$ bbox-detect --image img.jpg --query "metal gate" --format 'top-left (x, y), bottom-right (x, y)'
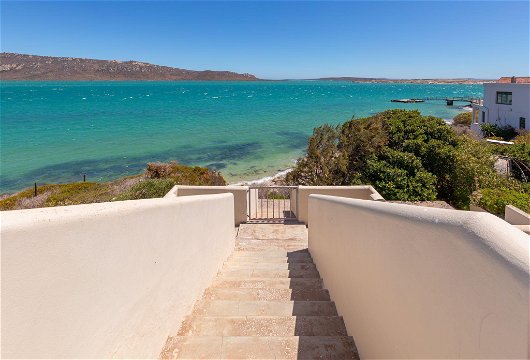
top-left (248, 186), bottom-right (298, 222)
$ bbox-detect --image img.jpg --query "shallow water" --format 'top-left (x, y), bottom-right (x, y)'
top-left (0, 80), bottom-right (482, 192)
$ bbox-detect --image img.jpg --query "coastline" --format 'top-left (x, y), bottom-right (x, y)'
top-left (232, 168), bottom-right (292, 186)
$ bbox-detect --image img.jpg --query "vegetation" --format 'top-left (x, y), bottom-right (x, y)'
top-left (287, 109), bottom-right (529, 212)
top-left (114, 178), bottom-right (176, 201)
top-left (471, 188), bottom-right (530, 216)
top-left (479, 123), bottom-right (518, 141)
top-left (0, 161), bottom-right (226, 210)
top-left (489, 132), bottom-right (530, 182)
top-left (452, 112), bottom-right (472, 126)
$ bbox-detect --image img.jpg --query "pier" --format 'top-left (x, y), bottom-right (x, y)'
top-left (391, 96), bottom-right (482, 106)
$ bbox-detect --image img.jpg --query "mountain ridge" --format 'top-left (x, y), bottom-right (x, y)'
top-left (0, 53), bottom-right (259, 81)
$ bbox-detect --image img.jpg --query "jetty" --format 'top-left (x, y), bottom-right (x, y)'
top-left (391, 96), bottom-right (482, 105)
top-left (391, 99), bottom-right (424, 103)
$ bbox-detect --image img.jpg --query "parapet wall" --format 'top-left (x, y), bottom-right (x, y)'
top-left (166, 185), bottom-right (248, 225)
top-left (1, 194), bottom-right (235, 359)
top-left (166, 185), bottom-right (383, 225)
top-left (505, 205), bottom-right (530, 234)
top-left (308, 195), bottom-right (529, 359)
top-left (296, 185), bottom-right (384, 224)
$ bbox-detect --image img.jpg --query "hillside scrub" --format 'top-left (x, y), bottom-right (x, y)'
top-left (286, 109), bottom-right (528, 210)
top-left (0, 162), bottom-right (226, 210)
top-left (452, 112), bottom-right (472, 126)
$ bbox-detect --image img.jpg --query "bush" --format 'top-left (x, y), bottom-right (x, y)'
top-left (146, 161), bottom-right (226, 185)
top-left (514, 131), bottom-right (530, 145)
top-left (448, 136), bottom-right (503, 209)
top-left (363, 149), bottom-right (437, 201)
top-left (115, 178), bottom-right (176, 200)
top-left (480, 123), bottom-right (517, 141)
top-left (453, 112), bottom-right (472, 126)
top-left (288, 109), bottom-right (528, 209)
top-left (472, 188), bottom-right (530, 216)
top-left (146, 161), bottom-right (176, 178)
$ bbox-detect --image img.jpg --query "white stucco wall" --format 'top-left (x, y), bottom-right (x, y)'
top-left (479, 83), bottom-right (530, 130)
top-left (166, 185), bottom-right (248, 225)
top-left (296, 185), bottom-right (384, 224)
top-left (1, 194), bottom-right (235, 359)
top-left (308, 195), bottom-right (529, 359)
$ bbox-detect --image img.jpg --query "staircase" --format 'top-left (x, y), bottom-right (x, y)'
top-left (160, 224), bottom-right (359, 359)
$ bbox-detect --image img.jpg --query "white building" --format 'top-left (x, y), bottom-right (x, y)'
top-left (471, 77), bottom-right (529, 133)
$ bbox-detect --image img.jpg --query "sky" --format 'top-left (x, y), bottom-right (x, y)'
top-left (1, 1), bottom-right (529, 79)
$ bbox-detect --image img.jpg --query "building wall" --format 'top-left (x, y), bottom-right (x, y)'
top-left (1, 194), bottom-right (235, 359)
top-left (477, 83), bottom-right (530, 130)
top-left (308, 195), bottom-right (529, 359)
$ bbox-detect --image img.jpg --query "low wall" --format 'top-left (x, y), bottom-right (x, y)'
top-left (308, 195), bottom-right (529, 359)
top-left (296, 185), bottom-right (384, 224)
top-left (166, 185), bottom-right (248, 225)
top-left (505, 205), bottom-right (530, 225)
top-left (1, 194), bottom-right (235, 359)
top-left (505, 205), bottom-right (530, 235)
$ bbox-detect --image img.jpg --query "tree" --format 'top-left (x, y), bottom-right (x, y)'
top-left (285, 124), bottom-right (339, 185)
top-left (288, 109), bottom-right (528, 208)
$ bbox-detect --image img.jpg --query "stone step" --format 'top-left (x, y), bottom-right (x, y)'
top-left (230, 250), bottom-right (310, 258)
top-left (235, 242), bottom-right (307, 249)
top-left (222, 262), bottom-right (317, 271)
top-left (194, 300), bottom-right (338, 317)
top-left (218, 268), bottom-right (320, 279)
top-left (211, 278), bottom-right (323, 289)
top-left (177, 316), bottom-right (348, 337)
top-left (161, 335), bottom-right (359, 359)
top-left (237, 240), bottom-right (309, 247)
top-left (227, 256), bottom-right (313, 263)
top-left (204, 287), bottom-right (330, 301)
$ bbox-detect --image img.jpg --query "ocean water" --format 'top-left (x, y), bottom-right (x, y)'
top-left (0, 81), bottom-right (482, 193)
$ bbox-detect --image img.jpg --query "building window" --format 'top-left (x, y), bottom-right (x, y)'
top-left (481, 111), bottom-right (485, 123)
top-left (520, 117), bottom-right (526, 129)
top-left (496, 92), bottom-right (512, 105)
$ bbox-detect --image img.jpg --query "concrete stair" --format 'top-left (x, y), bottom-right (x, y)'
top-left (160, 224), bottom-right (359, 359)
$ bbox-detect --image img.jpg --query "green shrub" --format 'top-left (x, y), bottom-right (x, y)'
top-left (115, 178), bottom-right (176, 200)
top-left (472, 188), bottom-right (530, 216)
top-left (480, 123), bottom-right (517, 141)
top-left (453, 112), bottom-right (472, 126)
top-left (287, 109), bottom-right (529, 209)
top-left (362, 149), bottom-right (437, 201)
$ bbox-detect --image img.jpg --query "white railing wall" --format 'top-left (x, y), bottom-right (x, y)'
top-left (308, 195), bottom-right (529, 359)
top-left (1, 194), bottom-right (235, 359)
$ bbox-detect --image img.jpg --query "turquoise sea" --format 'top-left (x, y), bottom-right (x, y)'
top-left (0, 81), bottom-right (482, 193)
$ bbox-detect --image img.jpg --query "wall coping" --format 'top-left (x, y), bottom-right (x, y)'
top-left (309, 194), bottom-right (529, 276)
top-left (2, 193), bottom-right (234, 231)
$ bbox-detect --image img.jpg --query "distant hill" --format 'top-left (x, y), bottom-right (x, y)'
top-left (0, 53), bottom-right (258, 81)
top-left (316, 76), bottom-right (491, 84)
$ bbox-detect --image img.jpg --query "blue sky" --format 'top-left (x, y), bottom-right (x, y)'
top-left (1, 1), bottom-right (529, 79)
